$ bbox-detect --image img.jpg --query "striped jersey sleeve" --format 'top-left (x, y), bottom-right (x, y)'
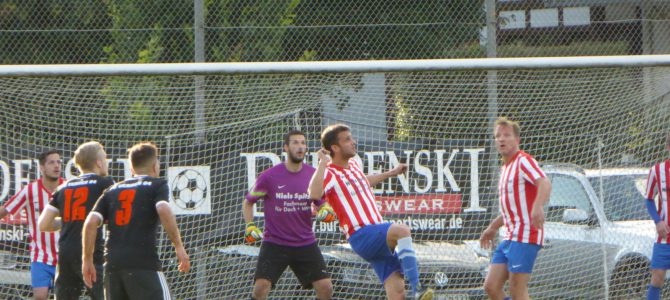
top-left (323, 169), bottom-right (337, 192)
top-left (3, 186), bottom-right (28, 215)
top-left (646, 161), bottom-right (670, 244)
top-left (646, 165), bottom-right (659, 200)
top-left (519, 155), bottom-right (546, 184)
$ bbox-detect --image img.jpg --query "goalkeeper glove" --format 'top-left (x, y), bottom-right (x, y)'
top-left (316, 205), bottom-right (336, 223)
top-left (245, 222), bottom-right (263, 243)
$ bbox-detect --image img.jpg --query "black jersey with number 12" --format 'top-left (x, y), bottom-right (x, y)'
top-left (49, 174), bottom-right (115, 264)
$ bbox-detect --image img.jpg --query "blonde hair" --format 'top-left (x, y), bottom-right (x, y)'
top-left (495, 117), bottom-right (521, 137)
top-left (74, 141), bottom-right (104, 171)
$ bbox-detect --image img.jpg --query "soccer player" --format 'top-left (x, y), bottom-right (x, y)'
top-left (82, 142), bottom-right (190, 300)
top-left (0, 150), bottom-right (63, 300)
top-left (38, 141), bottom-right (113, 300)
top-left (479, 117), bottom-right (551, 300)
top-left (308, 124), bottom-right (433, 300)
top-left (644, 131), bottom-right (670, 300)
top-left (243, 129), bottom-right (335, 300)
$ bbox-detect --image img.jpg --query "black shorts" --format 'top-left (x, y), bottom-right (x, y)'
top-left (55, 260), bottom-right (103, 300)
top-left (254, 241), bottom-right (329, 289)
top-left (104, 269), bottom-right (172, 300)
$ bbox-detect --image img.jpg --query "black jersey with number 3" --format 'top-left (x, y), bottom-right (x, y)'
top-left (92, 175), bottom-right (169, 271)
top-left (49, 174), bottom-right (115, 264)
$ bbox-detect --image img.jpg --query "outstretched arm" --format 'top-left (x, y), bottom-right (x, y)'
top-left (38, 206), bottom-right (61, 232)
top-left (157, 202), bottom-right (190, 273)
top-left (366, 163), bottom-right (408, 187)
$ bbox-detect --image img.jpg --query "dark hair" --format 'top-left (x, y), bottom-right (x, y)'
top-left (127, 142), bottom-right (158, 169)
top-left (284, 129), bottom-right (306, 146)
top-left (321, 124), bottom-right (350, 153)
top-left (38, 149), bottom-right (60, 166)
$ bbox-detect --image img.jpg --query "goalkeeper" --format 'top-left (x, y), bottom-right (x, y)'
top-left (242, 130), bottom-right (335, 300)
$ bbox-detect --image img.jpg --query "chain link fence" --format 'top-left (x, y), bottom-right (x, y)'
top-left (1, 1), bottom-right (670, 299)
top-left (1, 1), bottom-right (669, 64)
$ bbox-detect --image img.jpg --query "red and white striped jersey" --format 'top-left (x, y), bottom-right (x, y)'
top-left (3, 178), bottom-right (62, 265)
top-left (646, 160), bottom-right (670, 244)
top-left (323, 159), bottom-right (383, 238)
top-left (498, 151), bottom-right (546, 246)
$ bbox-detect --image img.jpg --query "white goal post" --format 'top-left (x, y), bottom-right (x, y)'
top-left (0, 55), bottom-right (669, 76)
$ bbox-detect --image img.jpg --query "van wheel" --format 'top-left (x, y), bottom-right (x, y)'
top-left (608, 258), bottom-right (650, 300)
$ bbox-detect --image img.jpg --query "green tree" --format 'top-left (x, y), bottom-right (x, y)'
top-left (102, 0), bottom-right (194, 63)
top-left (206, 0), bottom-right (302, 62)
top-left (0, 0), bottom-right (112, 64)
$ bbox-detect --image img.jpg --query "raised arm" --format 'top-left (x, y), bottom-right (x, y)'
top-left (38, 206), bottom-right (61, 232)
top-left (308, 149), bottom-right (331, 200)
top-left (366, 163), bottom-right (408, 187)
top-left (1, 189), bottom-right (28, 220)
top-left (157, 202), bottom-right (190, 273)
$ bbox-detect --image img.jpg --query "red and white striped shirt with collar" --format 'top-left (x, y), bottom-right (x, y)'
top-left (3, 178), bottom-right (63, 265)
top-left (646, 160), bottom-right (670, 244)
top-left (498, 151), bottom-right (546, 246)
top-left (323, 159), bottom-right (383, 238)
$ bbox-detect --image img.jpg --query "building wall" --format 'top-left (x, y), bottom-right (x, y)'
top-left (321, 74), bottom-right (388, 142)
top-left (640, 4), bottom-right (670, 109)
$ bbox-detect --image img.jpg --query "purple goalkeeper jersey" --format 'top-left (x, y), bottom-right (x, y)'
top-left (245, 163), bottom-right (325, 247)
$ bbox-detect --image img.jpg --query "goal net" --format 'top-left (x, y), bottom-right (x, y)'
top-left (0, 59), bottom-right (669, 299)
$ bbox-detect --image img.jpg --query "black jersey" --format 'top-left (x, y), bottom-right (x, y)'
top-left (92, 175), bottom-right (169, 271)
top-left (49, 174), bottom-right (114, 264)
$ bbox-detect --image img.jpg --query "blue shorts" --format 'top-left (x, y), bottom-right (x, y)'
top-left (31, 262), bottom-right (56, 288)
top-left (491, 240), bottom-right (541, 274)
top-left (348, 223), bottom-right (401, 284)
top-left (651, 243), bottom-right (670, 270)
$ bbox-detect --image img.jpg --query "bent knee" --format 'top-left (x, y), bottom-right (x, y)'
top-left (484, 279), bottom-right (503, 294)
top-left (390, 223), bottom-right (411, 238)
top-left (651, 271), bottom-right (666, 287)
top-left (316, 280), bottom-right (333, 290)
top-left (315, 285), bottom-right (333, 299)
top-left (508, 277), bottom-right (529, 294)
top-left (253, 279), bottom-right (272, 299)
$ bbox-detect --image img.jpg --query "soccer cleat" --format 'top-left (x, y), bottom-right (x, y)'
top-left (412, 287), bottom-right (433, 300)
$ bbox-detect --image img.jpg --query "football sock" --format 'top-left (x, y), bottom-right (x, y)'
top-left (397, 236), bottom-right (419, 293)
top-left (647, 284), bottom-right (661, 300)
